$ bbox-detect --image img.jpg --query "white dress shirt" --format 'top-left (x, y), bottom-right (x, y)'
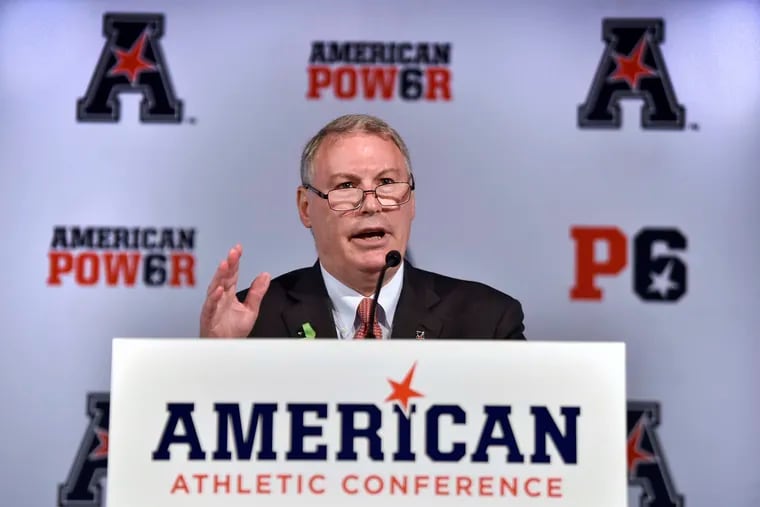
top-left (320, 261), bottom-right (405, 339)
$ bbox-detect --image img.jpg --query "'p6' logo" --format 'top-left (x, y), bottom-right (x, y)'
top-left (570, 226), bottom-right (687, 302)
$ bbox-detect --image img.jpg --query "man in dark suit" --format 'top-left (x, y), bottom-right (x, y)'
top-left (200, 114), bottom-right (525, 340)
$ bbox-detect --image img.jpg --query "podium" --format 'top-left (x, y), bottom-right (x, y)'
top-left (106, 338), bottom-right (627, 506)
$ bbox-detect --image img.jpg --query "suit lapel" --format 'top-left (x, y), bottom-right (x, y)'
top-left (282, 262), bottom-right (338, 339)
top-left (279, 260), bottom-right (442, 340)
top-left (391, 263), bottom-right (442, 339)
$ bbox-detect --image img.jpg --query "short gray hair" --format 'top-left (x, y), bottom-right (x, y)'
top-left (300, 114), bottom-right (413, 185)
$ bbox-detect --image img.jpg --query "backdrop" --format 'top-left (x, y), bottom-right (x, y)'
top-left (1, 0), bottom-right (758, 506)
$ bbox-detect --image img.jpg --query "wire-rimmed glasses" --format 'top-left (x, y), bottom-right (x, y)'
top-left (303, 180), bottom-right (415, 211)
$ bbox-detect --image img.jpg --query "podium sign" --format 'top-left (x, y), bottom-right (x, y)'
top-left (107, 339), bottom-right (626, 506)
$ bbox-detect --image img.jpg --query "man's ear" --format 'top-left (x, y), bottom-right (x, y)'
top-left (297, 186), bottom-right (312, 228)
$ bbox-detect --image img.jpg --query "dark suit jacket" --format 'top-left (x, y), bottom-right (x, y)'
top-left (236, 261), bottom-right (526, 340)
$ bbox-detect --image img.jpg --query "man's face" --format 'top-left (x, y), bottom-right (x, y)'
top-left (297, 132), bottom-right (415, 278)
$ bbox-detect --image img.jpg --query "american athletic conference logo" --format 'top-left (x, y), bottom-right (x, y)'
top-left (77, 12), bottom-right (185, 123)
top-left (58, 397), bottom-right (686, 505)
top-left (151, 361), bottom-right (576, 498)
top-left (578, 18), bottom-right (697, 131)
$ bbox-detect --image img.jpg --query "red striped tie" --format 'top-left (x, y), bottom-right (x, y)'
top-left (355, 297), bottom-right (383, 339)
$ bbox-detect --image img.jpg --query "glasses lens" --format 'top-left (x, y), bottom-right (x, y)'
top-left (328, 188), bottom-right (363, 210)
top-left (376, 183), bottom-right (411, 206)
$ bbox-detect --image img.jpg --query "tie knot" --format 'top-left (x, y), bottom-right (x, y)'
top-left (355, 297), bottom-right (383, 339)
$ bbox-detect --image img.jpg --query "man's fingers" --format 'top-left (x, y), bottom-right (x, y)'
top-left (206, 259), bottom-right (228, 296)
top-left (222, 246), bottom-right (242, 291)
top-left (226, 245), bottom-right (242, 274)
top-left (244, 272), bottom-right (271, 313)
top-left (199, 285), bottom-right (224, 336)
top-left (206, 245), bottom-right (243, 297)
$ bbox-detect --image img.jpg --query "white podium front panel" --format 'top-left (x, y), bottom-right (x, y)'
top-left (108, 339), bottom-right (626, 506)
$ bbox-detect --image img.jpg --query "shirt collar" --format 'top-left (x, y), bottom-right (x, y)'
top-left (320, 260), bottom-right (405, 330)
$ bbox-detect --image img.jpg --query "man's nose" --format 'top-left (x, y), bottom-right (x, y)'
top-left (360, 190), bottom-right (383, 213)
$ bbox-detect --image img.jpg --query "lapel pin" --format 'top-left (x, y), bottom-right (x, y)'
top-left (301, 322), bottom-right (316, 339)
top-left (415, 330), bottom-right (425, 340)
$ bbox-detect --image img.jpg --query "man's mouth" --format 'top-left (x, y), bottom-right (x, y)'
top-left (351, 228), bottom-right (387, 241)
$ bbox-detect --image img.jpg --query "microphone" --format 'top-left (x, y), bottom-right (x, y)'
top-left (367, 250), bottom-right (402, 339)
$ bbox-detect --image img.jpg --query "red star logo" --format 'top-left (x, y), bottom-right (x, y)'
top-left (385, 361), bottom-right (424, 412)
top-left (609, 36), bottom-right (656, 89)
top-left (627, 420), bottom-right (655, 475)
top-left (89, 428), bottom-right (109, 460)
top-left (108, 31), bottom-right (156, 84)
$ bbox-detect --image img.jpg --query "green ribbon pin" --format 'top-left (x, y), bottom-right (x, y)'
top-left (301, 322), bottom-right (316, 339)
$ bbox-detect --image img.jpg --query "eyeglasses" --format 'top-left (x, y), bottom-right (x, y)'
top-left (303, 180), bottom-right (415, 211)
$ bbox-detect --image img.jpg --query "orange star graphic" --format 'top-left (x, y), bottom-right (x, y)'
top-left (108, 31), bottom-right (156, 84)
top-left (610, 36), bottom-right (656, 89)
top-left (385, 361), bottom-right (424, 412)
top-left (89, 428), bottom-right (109, 460)
top-left (627, 420), bottom-right (655, 475)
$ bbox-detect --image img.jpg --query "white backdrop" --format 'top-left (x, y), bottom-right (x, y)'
top-left (0, 0), bottom-right (758, 506)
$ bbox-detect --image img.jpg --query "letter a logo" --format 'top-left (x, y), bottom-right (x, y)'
top-left (626, 401), bottom-right (685, 507)
top-left (77, 13), bottom-right (183, 123)
top-left (578, 18), bottom-right (685, 129)
top-left (58, 393), bottom-right (110, 507)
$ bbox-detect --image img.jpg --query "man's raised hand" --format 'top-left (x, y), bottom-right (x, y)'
top-left (199, 244), bottom-right (271, 338)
